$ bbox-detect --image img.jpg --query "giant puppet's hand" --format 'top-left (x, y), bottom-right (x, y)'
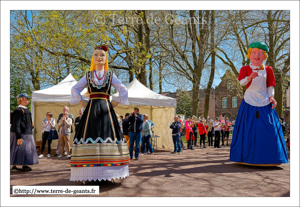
top-left (269, 97), bottom-right (277, 109)
top-left (80, 100), bottom-right (88, 108)
top-left (247, 71), bottom-right (259, 81)
top-left (111, 100), bottom-right (119, 108)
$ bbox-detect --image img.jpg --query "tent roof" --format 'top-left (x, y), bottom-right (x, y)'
top-left (32, 73), bottom-right (88, 102)
top-left (112, 78), bottom-right (176, 107)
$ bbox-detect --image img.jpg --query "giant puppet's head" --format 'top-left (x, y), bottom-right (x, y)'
top-left (90, 45), bottom-right (109, 71)
top-left (246, 42), bottom-right (269, 67)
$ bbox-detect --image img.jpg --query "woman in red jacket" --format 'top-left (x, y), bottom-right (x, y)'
top-left (198, 118), bottom-right (207, 149)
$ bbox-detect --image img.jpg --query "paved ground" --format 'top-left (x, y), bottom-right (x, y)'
top-left (10, 143), bottom-right (290, 197)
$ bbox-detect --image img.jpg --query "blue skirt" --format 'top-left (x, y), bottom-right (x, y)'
top-left (10, 132), bottom-right (39, 166)
top-left (230, 100), bottom-right (288, 165)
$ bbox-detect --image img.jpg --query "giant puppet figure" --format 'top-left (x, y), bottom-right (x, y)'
top-left (70, 45), bottom-right (130, 182)
top-left (230, 42), bottom-right (288, 166)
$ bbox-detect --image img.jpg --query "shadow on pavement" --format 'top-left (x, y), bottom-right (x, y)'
top-left (130, 158), bottom-right (284, 178)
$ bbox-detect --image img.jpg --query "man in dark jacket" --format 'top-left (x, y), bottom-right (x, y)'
top-left (122, 113), bottom-right (130, 148)
top-left (74, 108), bottom-right (84, 135)
top-left (128, 107), bottom-right (143, 160)
top-left (170, 116), bottom-right (181, 154)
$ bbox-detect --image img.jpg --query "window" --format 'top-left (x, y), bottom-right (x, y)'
top-left (222, 97), bottom-right (227, 108)
top-left (227, 81), bottom-right (231, 90)
top-left (232, 97), bottom-right (237, 108)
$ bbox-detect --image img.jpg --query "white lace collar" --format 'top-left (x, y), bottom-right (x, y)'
top-left (18, 105), bottom-right (27, 109)
top-left (95, 70), bottom-right (105, 75)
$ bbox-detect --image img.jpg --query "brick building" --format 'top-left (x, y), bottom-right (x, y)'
top-left (215, 70), bottom-right (244, 120)
top-left (162, 89), bottom-right (215, 119)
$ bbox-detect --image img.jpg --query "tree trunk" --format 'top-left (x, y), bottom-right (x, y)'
top-left (65, 56), bottom-right (70, 74)
top-left (159, 60), bottom-right (162, 94)
top-left (136, 10), bottom-right (147, 86)
top-left (143, 10), bottom-right (151, 89)
top-left (204, 10), bottom-right (215, 119)
top-left (29, 67), bottom-right (40, 90)
top-left (195, 10), bottom-right (210, 117)
top-left (191, 78), bottom-right (200, 116)
top-left (129, 69), bottom-right (134, 82)
top-left (267, 10), bottom-right (283, 117)
top-left (149, 56), bottom-right (153, 90)
top-left (24, 52), bottom-right (40, 90)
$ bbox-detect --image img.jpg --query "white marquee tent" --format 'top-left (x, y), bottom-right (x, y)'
top-left (112, 78), bottom-right (176, 150)
top-left (31, 74), bottom-right (88, 146)
top-left (31, 74), bottom-right (176, 150)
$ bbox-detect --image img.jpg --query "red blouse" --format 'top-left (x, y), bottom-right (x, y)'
top-left (238, 65), bottom-right (276, 89)
top-left (198, 122), bottom-right (207, 135)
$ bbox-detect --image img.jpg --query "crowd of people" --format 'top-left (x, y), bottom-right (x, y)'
top-left (38, 106), bottom-right (80, 159)
top-left (170, 114), bottom-right (234, 154)
top-left (170, 113), bottom-right (290, 155)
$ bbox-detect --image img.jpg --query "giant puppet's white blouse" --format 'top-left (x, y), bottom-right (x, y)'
top-left (239, 65), bottom-right (274, 107)
top-left (70, 70), bottom-right (129, 105)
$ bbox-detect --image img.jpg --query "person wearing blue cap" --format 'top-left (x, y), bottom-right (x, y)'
top-left (230, 42), bottom-right (288, 166)
top-left (10, 93), bottom-right (39, 171)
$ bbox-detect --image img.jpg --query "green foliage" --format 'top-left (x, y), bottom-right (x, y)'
top-left (10, 68), bottom-right (33, 112)
top-left (10, 42), bottom-right (33, 111)
top-left (176, 90), bottom-right (192, 118)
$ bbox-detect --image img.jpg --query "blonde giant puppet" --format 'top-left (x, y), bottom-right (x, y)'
top-left (230, 42), bottom-right (288, 166)
top-left (70, 45), bottom-right (130, 181)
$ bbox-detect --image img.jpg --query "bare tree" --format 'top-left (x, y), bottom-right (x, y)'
top-left (158, 10), bottom-right (211, 116)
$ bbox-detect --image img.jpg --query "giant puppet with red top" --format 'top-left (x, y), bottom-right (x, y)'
top-left (230, 42), bottom-right (288, 166)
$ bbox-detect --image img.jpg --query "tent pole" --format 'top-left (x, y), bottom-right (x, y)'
top-left (151, 106), bottom-right (153, 122)
top-left (174, 99), bottom-right (177, 116)
top-left (32, 101), bottom-right (36, 142)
